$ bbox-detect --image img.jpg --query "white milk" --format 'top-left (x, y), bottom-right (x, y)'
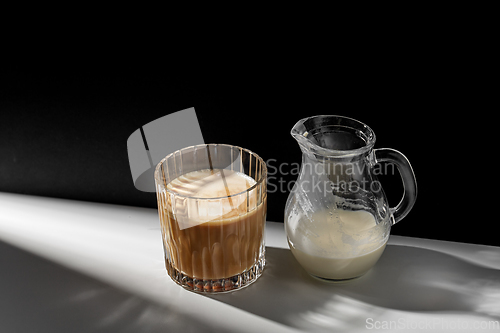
top-left (288, 209), bottom-right (388, 280)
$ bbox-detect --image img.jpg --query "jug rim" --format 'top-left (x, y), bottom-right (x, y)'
top-left (291, 115), bottom-right (376, 157)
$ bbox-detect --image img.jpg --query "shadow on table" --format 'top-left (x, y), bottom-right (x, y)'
top-left (0, 239), bottom-right (230, 333)
top-left (207, 244), bottom-right (500, 331)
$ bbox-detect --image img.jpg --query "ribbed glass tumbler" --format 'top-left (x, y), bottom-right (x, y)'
top-left (155, 144), bottom-right (267, 293)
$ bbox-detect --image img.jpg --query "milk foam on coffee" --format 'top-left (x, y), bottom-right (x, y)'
top-left (288, 209), bottom-right (388, 280)
top-left (167, 169), bottom-right (255, 198)
top-left (166, 169), bottom-right (257, 229)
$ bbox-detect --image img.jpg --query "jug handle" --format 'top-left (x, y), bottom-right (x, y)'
top-left (373, 148), bottom-right (417, 224)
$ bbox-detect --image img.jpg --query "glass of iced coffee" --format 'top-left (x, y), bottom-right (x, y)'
top-left (155, 144), bottom-right (267, 293)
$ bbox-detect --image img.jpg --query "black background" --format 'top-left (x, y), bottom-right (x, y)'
top-left (0, 56), bottom-right (490, 246)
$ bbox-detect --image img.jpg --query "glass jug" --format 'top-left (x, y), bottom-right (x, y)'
top-left (285, 115), bottom-right (417, 281)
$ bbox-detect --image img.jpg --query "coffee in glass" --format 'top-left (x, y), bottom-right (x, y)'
top-left (155, 144), bottom-right (267, 292)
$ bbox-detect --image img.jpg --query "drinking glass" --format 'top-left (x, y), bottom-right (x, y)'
top-left (155, 144), bottom-right (267, 292)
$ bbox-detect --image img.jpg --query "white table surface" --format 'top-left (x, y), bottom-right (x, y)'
top-left (1, 192), bottom-right (499, 332)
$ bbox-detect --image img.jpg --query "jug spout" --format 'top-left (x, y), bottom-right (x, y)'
top-left (291, 115), bottom-right (376, 159)
top-left (291, 117), bottom-right (316, 152)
